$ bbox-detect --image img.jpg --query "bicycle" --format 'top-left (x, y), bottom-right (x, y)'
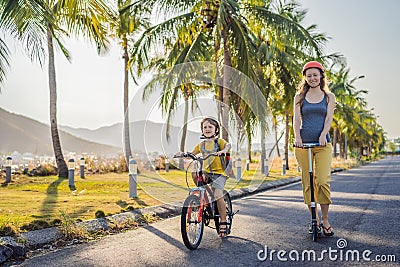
top-left (174, 152), bottom-right (238, 250)
top-left (295, 142), bottom-right (322, 242)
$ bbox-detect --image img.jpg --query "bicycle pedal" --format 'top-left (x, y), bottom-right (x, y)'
top-left (232, 210), bottom-right (239, 216)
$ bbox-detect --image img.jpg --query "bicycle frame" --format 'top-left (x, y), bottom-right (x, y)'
top-left (192, 157), bottom-right (215, 224)
top-left (188, 186), bottom-right (211, 223)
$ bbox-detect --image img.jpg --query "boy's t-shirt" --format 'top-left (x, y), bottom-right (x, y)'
top-left (192, 138), bottom-right (227, 175)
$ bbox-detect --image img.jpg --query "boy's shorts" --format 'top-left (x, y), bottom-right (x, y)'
top-left (203, 172), bottom-right (228, 190)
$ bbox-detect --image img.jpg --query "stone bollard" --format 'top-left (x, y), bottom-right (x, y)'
top-left (68, 159), bottom-right (75, 188)
top-left (5, 156), bottom-right (12, 183)
top-left (129, 159), bottom-right (138, 198)
top-left (264, 158), bottom-right (269, 176)
top-left (165, 157), bottom-right (169, 173)
top-left (282, 158), bottom-right (286, 175)
top-left (246, 159), bottom-right (250, 171)
top-left (236, 158), bottom-right (242, 182)
top-left (80, 157), bottom-right (85, 178)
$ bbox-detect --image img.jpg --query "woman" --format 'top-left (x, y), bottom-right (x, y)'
top-left (293, 61), bottom-right (335, 236)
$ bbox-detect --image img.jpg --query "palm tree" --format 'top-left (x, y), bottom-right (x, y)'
top-left (143, 73), bottom-right (207, 168)
top-left (136, 20), bottom-right (212, 166)
top-left (1, 1), bottom-right (114, 177)
top-left (114, 0), bottom-right (149, 168)
top-left (267, 1), bottom-right (331, 169)
top-left (131, 0), bottom-right (321, 144)
top-left (45, 0), bottom-right (114, 177)
top-left (0, 0), bottom-right (53, 89)
top-left (329, 65), bottom-right (385, 159)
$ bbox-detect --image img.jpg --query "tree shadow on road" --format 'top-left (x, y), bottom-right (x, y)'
top-left (141, 223), bottom-right (184, 249)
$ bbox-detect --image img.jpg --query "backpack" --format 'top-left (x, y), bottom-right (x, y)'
top-left (200, 138), bottom-right (235, 178)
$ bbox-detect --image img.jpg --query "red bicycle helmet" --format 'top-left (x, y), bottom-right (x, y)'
top-left (302, 61), bottom-right (324, 75)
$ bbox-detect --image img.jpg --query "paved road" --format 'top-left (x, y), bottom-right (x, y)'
top-left (14, 156), bottom-right (400, 266)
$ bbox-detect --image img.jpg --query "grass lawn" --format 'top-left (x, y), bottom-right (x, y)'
top-left (0, 156), bottom-right (358, 235)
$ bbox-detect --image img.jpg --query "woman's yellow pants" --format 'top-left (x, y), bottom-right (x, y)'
top-left (294, 143), bottom-right (332, 205)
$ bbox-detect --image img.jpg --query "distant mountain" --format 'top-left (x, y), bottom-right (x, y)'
top-left (1, 107), bottom-right (281, 157)
top-left (60, 124), bottom-right (123, 148)
top-left (60, 121), bottom-right (203, 155)
top-left (0, 108), bottom-right (121, 156)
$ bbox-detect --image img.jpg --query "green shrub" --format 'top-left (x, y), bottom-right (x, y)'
top-left (28, 164), bottom-right (58, 176)
top-left (95, 210), bottom-right (106, 218)
top-left (58, 210), bottom-right (88, 240)
top-left (50, 218), bottom-right (62, 226)
top-left (20, 219), bottom-right (50, 231)
top-left (0, 216), bottom-right (26, 237)
top-left (0, 225), bottom-right (19, 237)
top-left (125, 206), bottom-right (135, 211)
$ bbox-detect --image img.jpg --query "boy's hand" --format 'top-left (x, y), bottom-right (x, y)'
top-left (174, 151), bottom-right (184, 157)
top-left (216, 150), bottom-right (227, 156)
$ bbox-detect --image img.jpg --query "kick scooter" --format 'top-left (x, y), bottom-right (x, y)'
top-left (296, 142), bottom-right (321, 241)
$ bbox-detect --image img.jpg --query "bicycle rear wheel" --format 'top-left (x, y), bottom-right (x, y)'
top-left (214, 190), bottom-right (233, 235)
top-left (181, 195), bottom-right (204, 250)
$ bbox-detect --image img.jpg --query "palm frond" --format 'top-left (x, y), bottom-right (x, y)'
top-left (0, 37), bottom-right (10, 91)
top-left (230, 16), bottom-right (251, 76)
top-left (248, 5), bottom-right (323, 57)
top-left (130, 12), bottom-right (196, 75)
top-left (54, 0), bottom-right (116, 53)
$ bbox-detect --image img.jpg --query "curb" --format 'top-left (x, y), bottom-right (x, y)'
top-left (0, 170), bottom-right (343, 262)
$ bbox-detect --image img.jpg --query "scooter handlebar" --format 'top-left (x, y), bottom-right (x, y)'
top-left (293, 143), bottom-right (320, 148)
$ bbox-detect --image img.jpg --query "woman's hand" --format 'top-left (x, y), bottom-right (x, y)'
top-left (294, 137), bottom-right (303, 147)
top-left (319, 135), bottom-right (327, 146)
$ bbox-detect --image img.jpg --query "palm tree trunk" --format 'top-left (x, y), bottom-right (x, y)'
top-left (221, 28), bottom-right (231, 142)
top-left (340, 132), bottom-right (345, 158)
top-left (47, 26), bottom-right (67, 178)
top-left (179, 92), bottom-right (189, 169)
top-left (123, 41), bottom-right (132, 170)
top-left (273, 115), bottom-right (281, 157)
top-left (213, 35), bottom-right (224, 126)
top-left (248, 135), bottom-right (252, 163)
top-left (284, 111), bottom-right (290, 170)
top-left (260, 127), bottom-right (266, 174)
top-left (333, 128), bottom-right (338, 157)
top-left (337, 131), bottom-right (345, 159)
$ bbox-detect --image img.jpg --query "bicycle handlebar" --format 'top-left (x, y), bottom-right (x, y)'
top-left (173, 152), bottom-right (229, 161)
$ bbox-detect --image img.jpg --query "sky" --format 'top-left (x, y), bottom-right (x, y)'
top-left (0, 0), bottom-right (399, 139)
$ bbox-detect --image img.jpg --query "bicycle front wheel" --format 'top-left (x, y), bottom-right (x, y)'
top-left (181, 194), bottom-right (204, 250)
